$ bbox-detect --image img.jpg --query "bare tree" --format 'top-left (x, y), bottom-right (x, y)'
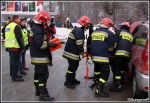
top-left (44, 1), bottom-right (148, 25)
top-left (136, 2), bottom-right (148, 20)
top-left (91, 2), bottom-right (101, 24)
top-left (43, 1), bottom-right (58, 12)
top-left (101, 2), bottom-right (127, 24)
top-left (57, 2), bottom-right (64, 20)
top-left (64, 2), bottom-right (72, 18)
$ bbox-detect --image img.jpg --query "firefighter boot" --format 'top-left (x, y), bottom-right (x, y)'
top-left (110, 79), bottom-right (123, 92)
top-left (95, 82), bottom-right (109, 97)
top-left (34, 82), bottom-right (40, 96)
top-left (39, 86), bottom-right (54, 101)
top-left (22, 62), bottom-right (29, 70)
top-left (72, 73), bottom-right (80, 85)
top-left (64, 73), bottom-right (75, 89)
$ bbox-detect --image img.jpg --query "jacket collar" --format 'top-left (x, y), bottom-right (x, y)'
top-left (11, 20), bottom-right (20, 25)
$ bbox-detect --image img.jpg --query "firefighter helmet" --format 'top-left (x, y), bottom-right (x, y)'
top-left (34, 10), bottom-right (51, 23)
top-left (121, 22), bottom-right (131, 28)
top-left (99, 17), bottom-right (113, 28)
top-left (77, 16), bottom-right (91, 26)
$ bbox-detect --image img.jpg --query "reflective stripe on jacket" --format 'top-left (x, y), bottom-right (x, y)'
top-left (115, 30), bottom-right (133, 57)
top-left (90, 28), bottom-right (115, 64)
top-left (29, 22), bottom-right (50, 65)
top-left (62, 27), bottom-right (85, 61)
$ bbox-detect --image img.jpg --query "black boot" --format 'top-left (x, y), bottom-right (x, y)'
top-left (64, 73), bottom-right (75, 89)
top-left (34, 82), bottom-right (40, 96)
top-left (72, 73), bottom-right (80, 85)
top-left (110, 79), bottom-right (123, 92)
top-left (39, 86), bottom-right (54, 101)
top-left (95, 82), bottom-right (109, 97)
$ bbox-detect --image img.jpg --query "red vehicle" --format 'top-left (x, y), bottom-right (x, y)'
top-left (129, 21), bottom-right (149, 99)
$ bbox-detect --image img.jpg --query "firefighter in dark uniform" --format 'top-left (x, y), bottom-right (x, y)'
top-left (87, 23), bottom-right (101, 83)
top-left (29, 10), bottom-right (57, 101)
top-left (110, 22), bottom-right (133, 92)
top-left (90, 18), bottom-right (115, 97)
top-left (62, 16), bottom-right (91, 89)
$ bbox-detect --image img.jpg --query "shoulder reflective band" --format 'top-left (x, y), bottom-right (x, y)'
top-left (68, 33), bottom-right (75, 40)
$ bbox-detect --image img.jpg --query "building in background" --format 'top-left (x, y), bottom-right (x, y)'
top-left (1, 1), bottom-right (57, 22)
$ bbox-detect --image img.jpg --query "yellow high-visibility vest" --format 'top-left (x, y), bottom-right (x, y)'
top-left (4, 22), bottom-right (23, 48)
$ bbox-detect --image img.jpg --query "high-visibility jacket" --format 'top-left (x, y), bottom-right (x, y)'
top-left (90, 28), bottom-right (115, 64)
top-left (62, 26), bottom-right (85, 61)
top-left (5, 22), bottom-right (23, 48)
top-left (115, 29), bottom-right (133, 57)
top-left (22, 28), bottom-right (29, 46)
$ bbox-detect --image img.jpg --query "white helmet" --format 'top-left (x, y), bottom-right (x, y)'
top-left (66, 17), bottom-right (70, 21)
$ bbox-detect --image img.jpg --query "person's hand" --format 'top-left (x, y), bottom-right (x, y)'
top-left (81, 52), bottom-right (87, 58)
top-left (49, 42), bottom-right (57, 48)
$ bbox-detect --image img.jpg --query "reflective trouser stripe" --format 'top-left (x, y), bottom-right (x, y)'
top-left (34, 80), bottom-right (39, 83)
top-left (115, 76), bottom-right (121, 79)
top-left (39, 84), bottom-right (44, 86)
top-left (120, 71), bottom-right (124, 73)
top-left (94, 72), bottom-right (101, 75)
top-left (99, 78), bottom-right (106, 83)
top-left (67, 70), bottom-right (73, 74)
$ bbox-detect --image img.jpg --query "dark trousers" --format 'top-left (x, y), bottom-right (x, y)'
top-left (109, 57), bottom-right (115, 78)
top-left (19, 52), bottom-right (24, 72)
top-left (9, 51), bottom-right (21, 79)
top-left (94, 63), bottom-right (100, 73)
top-left (21, 50), bottom-right (26, 62)
top-left (48, 51), bottom-right (52, 63)
top-left (113, 56), bottom-right (129, 79)
top-left (34, 65), bottom-right (49, 86)
top-left (65, 60), bottom-right (79, 82)
top-left (94, 63), bottom-right (110, 82)
top-left (67, 60), bottom-right (79, 73)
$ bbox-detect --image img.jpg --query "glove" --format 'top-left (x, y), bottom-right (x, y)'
top-left (81, 52), bottom-right (87, 58)
top-left (49, 42), bottom-right (57, 48)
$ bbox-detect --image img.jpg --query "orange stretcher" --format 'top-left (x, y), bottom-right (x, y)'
top-left (49, 37), bottom-right (62, 52)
